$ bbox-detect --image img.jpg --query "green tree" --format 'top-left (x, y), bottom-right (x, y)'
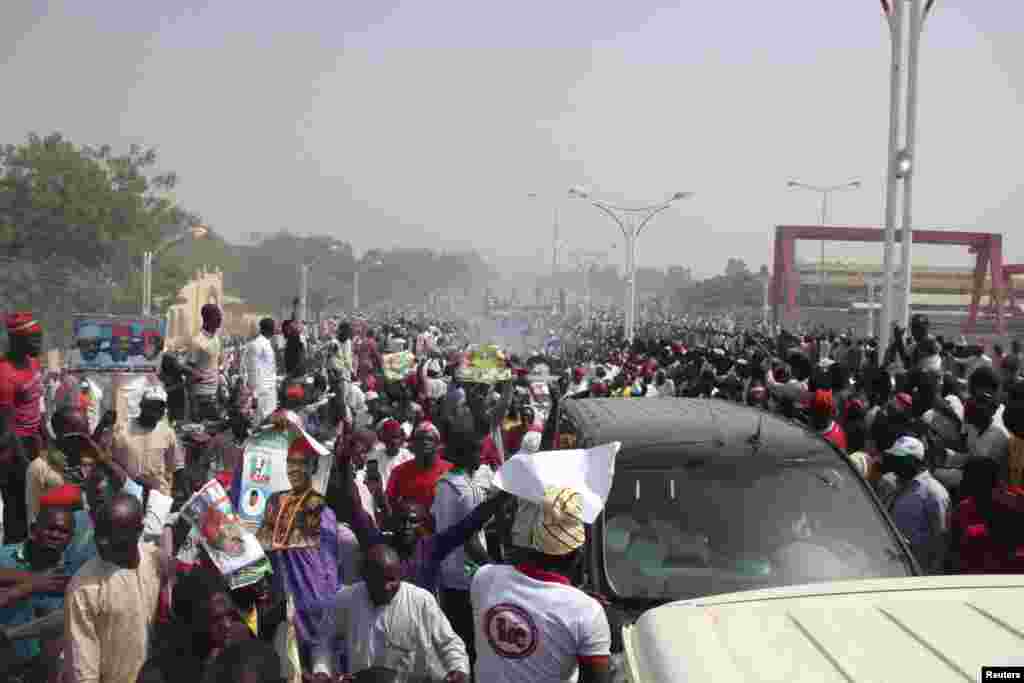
top-left (0, 132), bottom-right (198, 344)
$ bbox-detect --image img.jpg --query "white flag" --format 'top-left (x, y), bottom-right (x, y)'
top-left (493, 441), bottom-right (620, 524)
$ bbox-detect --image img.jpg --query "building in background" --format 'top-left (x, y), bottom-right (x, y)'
top-left (165, 267), bottom-right (269, 348)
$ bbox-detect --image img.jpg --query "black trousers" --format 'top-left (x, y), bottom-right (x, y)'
top-left (440, 588), bottom-right (476, 671)
top-left (2, 440), bottom-right (32, 543)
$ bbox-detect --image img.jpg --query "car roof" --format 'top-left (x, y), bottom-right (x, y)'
top-left (623, 575), bottom-right (1024, 683)
top-left (561, 398), bottom-right (833, 462)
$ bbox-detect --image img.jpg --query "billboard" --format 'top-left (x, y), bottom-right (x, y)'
top-left (70, 315), bottom-right (166, 372)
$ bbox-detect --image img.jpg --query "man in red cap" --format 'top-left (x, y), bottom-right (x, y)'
top-left (386, 421), bottom-right (452, 511)
top-left (0, 312), bottom-right (45, 544)
top-left (810, 389), bottom-right (848, 453)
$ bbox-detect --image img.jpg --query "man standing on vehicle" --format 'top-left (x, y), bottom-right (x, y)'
top-left (242, 318), bottom-right (278, 425)
top-left (188, 304), bottom-right (223, 421)
top-left (471, 486), bottom-right (611, 683)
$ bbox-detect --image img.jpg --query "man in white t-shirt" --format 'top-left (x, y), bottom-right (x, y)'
top-left (471, 486), bottom-right (611, 683)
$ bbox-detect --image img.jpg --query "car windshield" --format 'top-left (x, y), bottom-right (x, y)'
top-left (603, 459), bottom-right (912, 601)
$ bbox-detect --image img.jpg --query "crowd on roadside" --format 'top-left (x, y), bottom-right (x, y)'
top-left (1, 301), bottom-right (1023, 683)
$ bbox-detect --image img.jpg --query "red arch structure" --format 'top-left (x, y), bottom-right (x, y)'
top-left (770, 225), bottom-right (1006, 335)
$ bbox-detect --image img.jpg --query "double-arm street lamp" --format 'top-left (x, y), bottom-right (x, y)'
top-left (352, 252), bottom-right (385, 312)
top-left (299, 242), bottom-right (341, 323)
top-left (527, 193), bottom-right (562, 306)
top-left (568, 186), bottom-right (694, 344)
top-left (142, 223), bottom-right (209, 316)
top-left (570, 249), bottom-right (610, 322)
top-left (787, 180), bottom-right (862, 305)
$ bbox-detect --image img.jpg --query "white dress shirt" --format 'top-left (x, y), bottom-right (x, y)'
top-left (312, 581), bottom-right (469, 678)
top-left (242, 334), bottom-right (277, 392)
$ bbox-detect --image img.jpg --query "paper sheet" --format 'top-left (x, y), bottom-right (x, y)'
top-left (492, 441), bottom-right (620, 524)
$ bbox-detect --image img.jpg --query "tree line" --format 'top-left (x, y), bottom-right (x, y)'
top-left (0, 132), bottom-right (497, 348)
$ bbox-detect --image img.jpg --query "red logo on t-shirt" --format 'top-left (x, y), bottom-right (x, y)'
top-left (484, 603), bottom-right (538, 659)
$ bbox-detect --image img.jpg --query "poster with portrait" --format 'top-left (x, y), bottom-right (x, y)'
top-left (237, 430), bottom-right (290, 532)
top-left (236, 424), bottom-right (332, 533)
top-left (70, 315), bottom-right (166, 372)
top-left (382, 350), bottom-right (417, 382)
top-left (179, 479), bottom-right (266, 582)
top-left (458, 344), bottom-right (512, 384)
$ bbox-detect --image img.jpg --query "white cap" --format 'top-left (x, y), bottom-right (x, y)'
top-left (885, 436), bottom-right (926, 462)
top-left (142, 386), bottom-right (168, 403)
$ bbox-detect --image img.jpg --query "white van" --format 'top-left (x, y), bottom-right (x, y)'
top-left (621, 575), bottom-right (1024, 683)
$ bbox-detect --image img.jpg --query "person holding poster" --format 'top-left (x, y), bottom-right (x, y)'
top-left (254, 411), bottom-right (341, 667)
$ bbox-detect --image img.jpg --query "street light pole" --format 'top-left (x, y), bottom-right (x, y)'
top-left (142, 224), bottom-right (209, 316)
top-left (299, 263), bottom-right (310, 323)
top-left (351, 253), bottom-right (383, 312)
top-left (879, 0), bottom-right (933, 357)
top-left (571, 250), bottom-right (607, 322)
top-left (527, 193), bottom-right (563, 308)
top-left (299, 242), bottom-right (341, 324)
top-left (569, 187), bottom-right (694, 344)
top-left (787, 180), bottom-right (862, 306)
top-left (899, 0), bottom-right (930, 330)
top-left (353, 268), bottom-right (361, 312)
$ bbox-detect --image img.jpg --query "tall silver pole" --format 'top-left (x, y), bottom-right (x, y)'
top-left (299, 263), bottom-right (309, 323)
top-left (819, 191), bottom-right (830, 304)
top-left (628, 228), bottom-right (638, 343)
top-left (353, 268), bottom-right (360, 311)
top-left (900, 0), bottom-right (924, 329)
top-left (879, 0), bottom-right (905, 360)
top-left (623, 232), bottom-right (630, 343)
top-left (551, 207), bottom-right (560, 307)
top-left (142, 251), bottom-right (152, 316)
top-left (762, 274), bottom-right (771, 327)
top-left (584, 264), bottom-right (592, 322)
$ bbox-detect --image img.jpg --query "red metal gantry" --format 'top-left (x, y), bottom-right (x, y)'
top-left (770, 225), bottom-right (1007, 336)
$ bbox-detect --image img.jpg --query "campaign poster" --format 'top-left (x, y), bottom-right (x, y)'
top-left (458, 344), bottom-right (512, 384)
top-left (236, 427), bottom-right (331, 533)
top-left (237, 430), bottom-right (290, 531)
top-left (382, 350), bottom-right (417, 382)
top-left (70, 315), bottom-right (166, 372)
top-left (179, 479), bottom-right (266, 583)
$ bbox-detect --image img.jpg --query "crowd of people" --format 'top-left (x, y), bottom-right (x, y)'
top-left (1, 301), bottom-right (1023, 683)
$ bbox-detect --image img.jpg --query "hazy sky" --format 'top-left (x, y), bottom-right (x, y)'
top-left (2, 1), bottom-right (1021, 279)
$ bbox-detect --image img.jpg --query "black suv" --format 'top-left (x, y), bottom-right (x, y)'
top-left (550, 398), bottom-right (918, 653)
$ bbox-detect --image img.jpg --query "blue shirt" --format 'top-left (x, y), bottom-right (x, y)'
top-left (0, 542), bottom-right (67, 660)
top-left (65, 509), bottom-right (97, 576)
top-left (890, 470), bottom-right (951, 573)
